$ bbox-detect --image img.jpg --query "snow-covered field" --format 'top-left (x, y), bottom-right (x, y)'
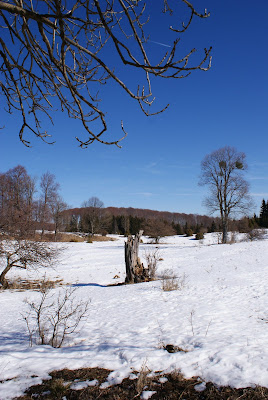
top-left (1, 233), bottom-right (268, 399)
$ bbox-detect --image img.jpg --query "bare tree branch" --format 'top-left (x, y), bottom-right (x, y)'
top-left (0, 0), bottom-right (211, 147)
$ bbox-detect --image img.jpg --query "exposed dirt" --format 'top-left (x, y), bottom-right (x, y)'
top-left (14, 367), bottom-right (268, 400)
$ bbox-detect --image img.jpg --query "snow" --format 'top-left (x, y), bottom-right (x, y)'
top-left (0, 233), bottom-right (268, 399)
top-left (70, 379), bottom-right (98, 390)
top-left (141, 391), bottom-right (157, 399)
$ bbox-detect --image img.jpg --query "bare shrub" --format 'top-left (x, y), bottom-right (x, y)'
top-left (160, 269), bottom-right (188, 292)
top-left (24, 286), bottom-right (89, 348)
top-left (247, 229), bottom-right (265, 241)
top-left (227, 231), bottom-right (239, 244)
top-left (144, 248), bottom-right (161, 281)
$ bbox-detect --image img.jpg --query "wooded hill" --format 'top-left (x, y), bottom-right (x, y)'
top-left (61, 206), bottom-right (220, 236)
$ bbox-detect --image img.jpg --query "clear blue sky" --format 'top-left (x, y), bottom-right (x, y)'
top-left (1, 0), bottom-right (268, 216)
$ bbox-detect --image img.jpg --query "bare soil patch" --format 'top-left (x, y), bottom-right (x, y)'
top-left (14, 367), bottom-right (268, 400)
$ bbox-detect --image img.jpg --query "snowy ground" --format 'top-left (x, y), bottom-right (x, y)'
top-left (0, 233), bottom-right (268, 399)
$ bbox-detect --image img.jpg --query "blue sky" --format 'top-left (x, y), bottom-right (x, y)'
top-left (1, 0), bottom-right (268, 216)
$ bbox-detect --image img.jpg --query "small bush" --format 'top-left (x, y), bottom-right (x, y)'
top-left (247, 229), bottom-right (265, 241)
top-left (185, 229), bottom-right (193, 237)
top-left (195, 232), bottom-right (204, 240)
top-left (160, 269), bottom-right (187, 291)
top-left (24, 286), bottom-right (89, 348)
top-left (87, 236), bottom-right (93, 243)
top-left (144, 248), bottom-right (161, 280)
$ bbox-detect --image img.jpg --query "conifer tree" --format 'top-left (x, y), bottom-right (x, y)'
top-left (259, 199), bottom-right (268, 227)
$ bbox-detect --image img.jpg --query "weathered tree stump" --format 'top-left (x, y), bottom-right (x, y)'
top-left (125, 230), bottom-right (148, 283)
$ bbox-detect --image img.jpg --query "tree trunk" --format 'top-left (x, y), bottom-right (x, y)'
top-left (222, 218), bottom-right (228, 244)
top-left (125, 230), bottom-right (145, 283)
top-left (0, 263), bottom-right (12, 288)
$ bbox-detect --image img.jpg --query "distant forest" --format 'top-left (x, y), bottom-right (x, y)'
top-left (0, 165), bottom-right (265, 240)
top-left (61, 205), bottom-right (259, 238)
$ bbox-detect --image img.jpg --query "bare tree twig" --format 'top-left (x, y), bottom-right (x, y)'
top-left (0, 0), bottom-right (211, 147)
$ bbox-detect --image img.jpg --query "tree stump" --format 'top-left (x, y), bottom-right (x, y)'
top-left (125, 230), bottom-right (148, 283)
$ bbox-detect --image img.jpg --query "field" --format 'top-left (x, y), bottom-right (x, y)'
top-left (0, 233), bottom-right (268, 399)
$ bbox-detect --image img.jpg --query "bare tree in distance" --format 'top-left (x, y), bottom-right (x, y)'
top-left (81, 196), bottom-right (105, 236)
top-left (199, 146), bottom-right (253, 244)
top-left (50, 195), bottom-right (68, 240)
top-left (39, 172), bottom-right (60, 239)
top-left (0, 165), bottom-right (36, 237)
top-left (0, 1), bottom-right (212, 147)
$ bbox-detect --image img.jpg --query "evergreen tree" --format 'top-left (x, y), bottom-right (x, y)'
top-left (209, 220), bottom-right (217, 233)
top-left (172, 222), bottom-right (183, 235)
top-left (68, 215), bottom-right (78, 232)
top-left (259, 199), bottom-right (268, 227)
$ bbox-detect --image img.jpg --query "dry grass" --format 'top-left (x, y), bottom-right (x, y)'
top-left (0, 278), bottom-right (63, 292)
top-left (90, 235), bottom-right (117, 242)
top-left (136, 363), bottom-right (151, 395)
top-left (34, 232), bottom-right (117, 243)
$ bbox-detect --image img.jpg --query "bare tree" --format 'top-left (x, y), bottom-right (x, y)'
top-left (0, 165), bottom-right (36, 237)
top-left (199, 146), bottom-right (253, 244)
top-left (39, 172), bottom-right (60, 239)
top-left (0, 1), bottom-right (212, 147)
top-left (81, 196), bottom-right (104, 236)
top-left (50, 195), bottom-right (68, 240)
top-left (0, 239), bottom-right (58, 288)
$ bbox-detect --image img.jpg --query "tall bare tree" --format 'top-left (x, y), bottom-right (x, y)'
top-left (0, 165), bottom-right (36, 237)
top-left (81, 196), bottom-right (104, 236)
top-left (0, 0), bottom-right (212, 147)
top-left (50, 194), bottom-right (68, 240)
top-left (199, 146), bottom-right (253, 244)
top-left (39, 172), bottom-right (60, 238)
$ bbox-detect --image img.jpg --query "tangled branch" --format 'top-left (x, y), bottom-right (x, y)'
top-left (0, 0), bottom-right (211, 147)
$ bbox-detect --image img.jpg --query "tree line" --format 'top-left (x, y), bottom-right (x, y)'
top-left (0, 163), bottom-right (265, 244)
